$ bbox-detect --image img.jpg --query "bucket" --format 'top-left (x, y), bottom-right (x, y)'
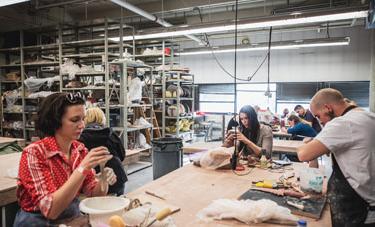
top-left (151, 137), bottom-right (183, 180)
top-left (79, 196), bottom-right (130, 227)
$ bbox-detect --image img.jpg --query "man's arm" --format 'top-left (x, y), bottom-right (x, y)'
top-left (297, 139), bottom-right (330, 161)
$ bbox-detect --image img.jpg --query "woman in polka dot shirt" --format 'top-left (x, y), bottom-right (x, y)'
top-left (14, 92), bottom-right (117, 226)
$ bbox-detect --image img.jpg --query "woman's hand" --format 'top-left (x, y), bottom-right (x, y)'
top-left (235, 131), bottom-right (249, 143)
top-left (97, 167), bottom-right (117, 185)
top-left (80, 146), bottom-right (113, 170)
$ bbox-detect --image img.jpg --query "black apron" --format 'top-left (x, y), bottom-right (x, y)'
top-left (328, 105), bottom-right (374, 227)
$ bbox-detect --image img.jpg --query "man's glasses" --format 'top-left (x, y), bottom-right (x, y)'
top-left (66, 92), bottom-right (85, 104)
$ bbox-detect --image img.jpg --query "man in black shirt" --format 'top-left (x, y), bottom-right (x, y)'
top-left (294, 105), bottom-right (322, 133)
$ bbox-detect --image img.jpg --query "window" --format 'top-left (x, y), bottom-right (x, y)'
top-left (198, 83), bottom-right (276, 113)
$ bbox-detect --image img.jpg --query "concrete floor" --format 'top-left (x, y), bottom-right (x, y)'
top-left (124, 165), bottom-right (153, 194)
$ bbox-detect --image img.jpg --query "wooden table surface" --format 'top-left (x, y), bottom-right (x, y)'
top-left (0, 136), bottom-right (25, 147)
top-left (127, 163), bottom-right (331, 227)
top-left (183, 141), bottom-right (223, 154)
top-left (272, 131), bottom-right (292, 138)
top-left (272, 139), bottom-right (304, 155)
top-left (0, 152), bottom-right (21, 206)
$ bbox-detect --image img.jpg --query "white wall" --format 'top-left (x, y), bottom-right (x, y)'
top-left (180, 26), bottom-right (372, 84)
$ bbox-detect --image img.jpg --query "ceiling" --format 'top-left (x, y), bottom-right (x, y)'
top-left (0, 0), bottom-right (368, 43)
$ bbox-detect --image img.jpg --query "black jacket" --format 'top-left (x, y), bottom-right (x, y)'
top-left (79, 123), bottom-right (128, 195)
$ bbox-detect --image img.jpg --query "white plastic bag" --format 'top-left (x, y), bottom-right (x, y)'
top-left (24, 76), bottom-right (59, 92)
top-left (138, 133), bottom-right (151, 149)
top-left (197, 199), bottom-right (298, 224)
top-left (128, 77), bottom-right (143, 102)
top-left (298, 167), bottom-right (324, 193)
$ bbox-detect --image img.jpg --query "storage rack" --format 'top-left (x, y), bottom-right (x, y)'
top-left (154, 70), bottom-right (195, 142)
top-left (0, 29), bottom-right (60, 141)
top-left (109, 60), bottom-right (154, 160)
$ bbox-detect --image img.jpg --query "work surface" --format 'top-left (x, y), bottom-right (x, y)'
top-left (0, 136), bottom-right (25, 147)
top-left (127, 163), bottom-right (331, 227)
top-left (272, 140), bottom-right (304, 155)
top-left (184, 140), bottom-right (304, 156)
top-left (0, 152), bottom-right (21, 206)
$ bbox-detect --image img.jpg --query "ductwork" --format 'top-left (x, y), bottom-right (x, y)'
top-left (110, 0), bottom-right (206, 45)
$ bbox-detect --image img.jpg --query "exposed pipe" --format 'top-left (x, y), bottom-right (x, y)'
top-left (110, 0), bottom-right (206, 45)
top-left (36, 0), bottom-right (90, 9)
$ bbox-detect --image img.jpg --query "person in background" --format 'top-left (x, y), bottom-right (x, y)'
top-left (294, 104), bottom-right (322, 133)
top-left (223, 105), bottom-right (273, 158)
top-left (79, 107), bottom-right (128, 196)
top-left (297, 88), bottom-right (375, 226)
top-left (282, 115), bottom-right (317, 140)
top-left (14, 93), bottom-right (116, 226)
top-left (281, 108), bottom-right (289, 119)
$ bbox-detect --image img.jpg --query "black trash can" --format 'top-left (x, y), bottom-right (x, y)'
top-left (151, 137), bottom-right (183, 180)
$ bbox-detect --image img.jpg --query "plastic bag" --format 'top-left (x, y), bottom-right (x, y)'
top-left (128, 77), bottom-right (143, 102)
top-left (138, 133), bottom-right (151, 149)
top-left (199, 147), bottom-right (233, 170)
top-left (4, 89), bottom-right (20, 110)
top-left (134, 117), bottom-right (152, 127)
top-left (197, 199), bottom-right (298, 224)
top-left (24, 76), bottom-right (59, 92)
top-left (298, 167), bottom-right (324, 193)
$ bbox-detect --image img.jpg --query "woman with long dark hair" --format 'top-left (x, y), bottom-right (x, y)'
top-left (223, 105), bottom-right (273, 158)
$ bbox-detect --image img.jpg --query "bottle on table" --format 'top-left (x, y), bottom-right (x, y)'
top-left (297, 219), bottom-right (307, 227)
top-left (260, 149), bottom-right (268, 169)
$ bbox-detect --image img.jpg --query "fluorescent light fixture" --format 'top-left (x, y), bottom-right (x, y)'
top-left (0, 0), bottom-right (29, 7)
top-left (110, 10), bottom-right (367, 41)
top-left (176, 37), bottom-right (350, 56)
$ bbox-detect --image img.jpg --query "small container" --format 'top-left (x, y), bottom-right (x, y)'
top-left (297, 219), bottom-right (307, 227)
top-left (260, 149), bottom-right (268, 169)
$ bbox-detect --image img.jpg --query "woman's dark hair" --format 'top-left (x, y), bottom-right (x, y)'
top-left (239, 105), bottom-right (260, 143)
top-left (36, 92), bottom-right (85, 137)
top-left (287, 115), bottom-right (301, 124)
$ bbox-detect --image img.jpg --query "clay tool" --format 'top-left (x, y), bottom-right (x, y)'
top-left (145, 208), bottom-right (172, 227)
top-left (145, 190), bottom-right (166, 200)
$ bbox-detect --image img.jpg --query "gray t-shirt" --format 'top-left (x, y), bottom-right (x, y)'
top-left (241, 124), bottom-right (273, 158)
top-left (315, 109), bottom-right (375, 206)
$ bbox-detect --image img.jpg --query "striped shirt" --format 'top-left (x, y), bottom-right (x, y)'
top-left (16, 137), bottom-right (97, 217)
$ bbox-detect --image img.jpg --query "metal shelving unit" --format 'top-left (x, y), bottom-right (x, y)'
top-left (0, 29), bottom-right (60, 141)
top-left (155, 70), bottom-right (195, 142)
top-left (109, 60), bottom-right (154, 155)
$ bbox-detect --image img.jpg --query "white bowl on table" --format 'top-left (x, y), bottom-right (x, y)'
top-left (79, 196), bottom-right (130, 227)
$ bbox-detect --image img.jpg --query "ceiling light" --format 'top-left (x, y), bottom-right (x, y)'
top-left (176, 37), bottom-right (349, 56)
top-left (110, 10), bottom-right (367, 42)
top-left (0, 0), bottom-right (29, 7)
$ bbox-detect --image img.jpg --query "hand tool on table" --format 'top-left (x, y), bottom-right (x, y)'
top-left (252, 180), bottom-right (280, 189)
top-left (145, 190), bottom-right (166, 200)
top-left (100, 163), bottom-right (105, 191)
top-left (145, 208), bottom-right (172, 227)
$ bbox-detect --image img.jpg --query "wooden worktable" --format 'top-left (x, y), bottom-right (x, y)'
top-left (0, 136), bottom-right (25, 147)
top-left (127, 163), bottom-right (331, 227)
top-left (272, 131), bottom-right (292, 139)
top-left (272, 139), bottom-right (304, 155)
top-left (0, 152), bottom-right (21, 207)
top-left (183, 141), bottom-right (222, 154)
